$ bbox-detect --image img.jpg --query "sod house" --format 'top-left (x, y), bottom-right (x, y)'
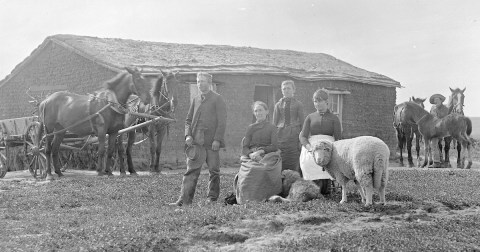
top-left (0, 34), bottom-right (401, 168)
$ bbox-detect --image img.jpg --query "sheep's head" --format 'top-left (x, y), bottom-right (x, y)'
top-left (312, 140), bottom-right (333, 166)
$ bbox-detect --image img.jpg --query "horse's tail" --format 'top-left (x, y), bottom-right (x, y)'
top-left (36, 100), bottom-right (46, 145)
top-left (38, 99), bottom-right (46, 124)
top-left (392, 104), bottom-right (400, 127)
top-left (465, 117), bottom-right (472, 136)
top-left (392, 103), bottom-right (407, 128)
top-left (36, 121), bottom-right (44, 147)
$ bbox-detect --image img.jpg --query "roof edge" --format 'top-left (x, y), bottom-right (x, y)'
top-left (0, 36), bottom-right (125, 90)
top-left (49, 37), bottom-right (123, 73)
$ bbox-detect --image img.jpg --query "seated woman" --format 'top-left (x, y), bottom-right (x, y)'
top-left (235, 101), bottom-right (282, 204)
top-left (242, 101), bottom-right (279, 161)
top-left (299, 89), bottom-right (342, 195)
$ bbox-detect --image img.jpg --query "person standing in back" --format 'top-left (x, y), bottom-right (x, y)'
top-left (299, 88), bottom-right (342, 195)
top-left (169, 72), bottom-right (227, 206)
top-left (273, 80), bottom-right (304, 172)
top-left (429, 93), bottom-right (449, 168)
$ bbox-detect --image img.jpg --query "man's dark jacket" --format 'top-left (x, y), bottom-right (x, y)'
top-left (185, 90), bottom-right (227, 149)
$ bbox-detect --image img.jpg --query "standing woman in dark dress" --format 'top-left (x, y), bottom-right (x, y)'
top-left (273, 80), bottom-right (304, 171)
top-left (299, 89), bottom-right (342, 195)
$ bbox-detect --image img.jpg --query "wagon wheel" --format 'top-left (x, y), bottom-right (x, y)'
top-left (24, 122), bottom-right (47, 179)
top-left (0, 151), bottom-right (7, 178)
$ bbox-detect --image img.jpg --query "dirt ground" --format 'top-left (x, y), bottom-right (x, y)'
top-left (2, 158), bottom-right (479, 182)
top-left (2, 161), bottom-right (480, 250)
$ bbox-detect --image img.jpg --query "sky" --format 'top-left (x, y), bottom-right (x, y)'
top-left (1, 0), bottom-right (479, 116)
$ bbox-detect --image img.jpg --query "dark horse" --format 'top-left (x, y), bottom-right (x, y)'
top-left (396, 101), bottom-right (473, 169)
top-left (437, 87), bottom-right (466, 168)
top-left (393, 96), bottom-right (426, 167)
top-left (121, 71), bottom-right (179, 174)
top-left (37, 67), bottom-right (156, 180)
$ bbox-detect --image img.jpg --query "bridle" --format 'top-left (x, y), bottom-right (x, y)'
top-left (149, 74), bottom-right (175, 117)
top-left (450, 92), bottom-right (464, 115)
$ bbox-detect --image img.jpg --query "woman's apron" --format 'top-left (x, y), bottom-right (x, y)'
top-left (299, 134), bottom-right (334, 180)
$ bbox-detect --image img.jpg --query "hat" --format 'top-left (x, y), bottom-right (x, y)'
top-left (429, 94), bottom-right (445, 104)
top-left (313, 89), bottom-right (329, 101)
top-left (197, 72), bottom-right (212, 83)
top-left (185, 144), bottom-right (206, 168)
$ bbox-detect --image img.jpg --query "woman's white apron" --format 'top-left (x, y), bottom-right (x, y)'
top-left (300, 134), bottom-right (334, 180)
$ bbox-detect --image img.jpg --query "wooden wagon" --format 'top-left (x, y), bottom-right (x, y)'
top-left (0, 113), bottom-right (173, 179)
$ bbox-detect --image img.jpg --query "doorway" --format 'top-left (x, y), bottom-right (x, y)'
top-left (253, 85), bottom-right (275, 123)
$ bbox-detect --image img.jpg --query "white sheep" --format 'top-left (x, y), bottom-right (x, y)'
top-left (312, 136), bottom-right (389, 206)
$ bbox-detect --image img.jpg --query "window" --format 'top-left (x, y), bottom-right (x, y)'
top-left (324, 89), bottom-right (350, 131)
top-left (253, 85), bottom-right (275, 123)
top-left (329, 94), bottom-right (341, 115)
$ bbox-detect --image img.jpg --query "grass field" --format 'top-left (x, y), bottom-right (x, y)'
top-left (1, 166), bottom-right (480, 251)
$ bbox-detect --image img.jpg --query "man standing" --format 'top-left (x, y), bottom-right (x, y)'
top-left (273, 80), bottom-right (304, 172)
top-left (169, 72), bottom-right (227, 206)
top-left (430, 94), bottom-right (449, 118)
top-left (429, 93), bottom-right (449, 168)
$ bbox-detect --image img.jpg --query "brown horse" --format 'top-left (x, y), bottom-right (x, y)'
top-left (397, 101), bottom-right (473, 169)
top-left (437, 87), bottom-right (466, 167)
top-left (122, 71), bottom-right (180, 174)
top-left (393, 96), bottom-right (426, 167)
top-left (37, 67), bottom-right (156, 180)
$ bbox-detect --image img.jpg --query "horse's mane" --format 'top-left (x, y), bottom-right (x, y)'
top-left (151, 74), bottom-right (165, 99)
top-left (103, 72), bottom-right (130, 90)
top-left (405, 101), bottom-right (424, 108)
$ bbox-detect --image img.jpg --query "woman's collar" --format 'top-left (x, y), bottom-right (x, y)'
top-left (252, 119), bottom-right (268, 127)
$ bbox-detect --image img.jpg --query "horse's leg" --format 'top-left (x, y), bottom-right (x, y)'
top-left (456, 133), bottom-right (471, 169)
top-left (154, 126), bottom-right (167, 172)
top-left (115, 135), bottom-right (126, 176)
top-left (44, 132), bottom-right (55, 180)
top-left (104, 132), bottom-right (117, 176)
top-left (428, 138), bottom-right (434, 166)
top-left (421, 139), bottom-right (429, 168)
top-left (429, 138), bottom-right (442, 168)
top-left (148, 124), bottom-right (158, 173)
top-left (457, 140), bottom-right (462, 168)
top-left (406, 128), bottom-right (414, 167)
top-left (126, 131), bottom-right (136, 174)
top-left (397, 129), bottom-right (405, 166)
top-left (438, 138), bottom-right (444, 163)
top-left (51, 132), bottom-right (65, 177)
top-left (443, 137), bottom-right (452, 168)
top-left (415, 133), bottom-right (422, 167)
top-left (464, 137), bottom-right (473, 169)
top-left (96, 126), bottom-right (107, 176)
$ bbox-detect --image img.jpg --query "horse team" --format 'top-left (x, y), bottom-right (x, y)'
top-left (393, 87), bottom-right (473, 169)
top-left (37, 67), bottom-right (179, 180)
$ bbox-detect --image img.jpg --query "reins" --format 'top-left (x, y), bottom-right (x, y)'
top-left (149, 78), bottom-right (175, 116)
top-left (43, 87), bottom-right (137, 138)
top-left (44, 103), bottom-right (112, 138)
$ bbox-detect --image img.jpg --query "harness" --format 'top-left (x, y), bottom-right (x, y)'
top-left (43, 90), bottom-right (128, 138)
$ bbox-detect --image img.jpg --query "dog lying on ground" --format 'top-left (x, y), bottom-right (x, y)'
top-left (268, 170), bottom-right (323, 202)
